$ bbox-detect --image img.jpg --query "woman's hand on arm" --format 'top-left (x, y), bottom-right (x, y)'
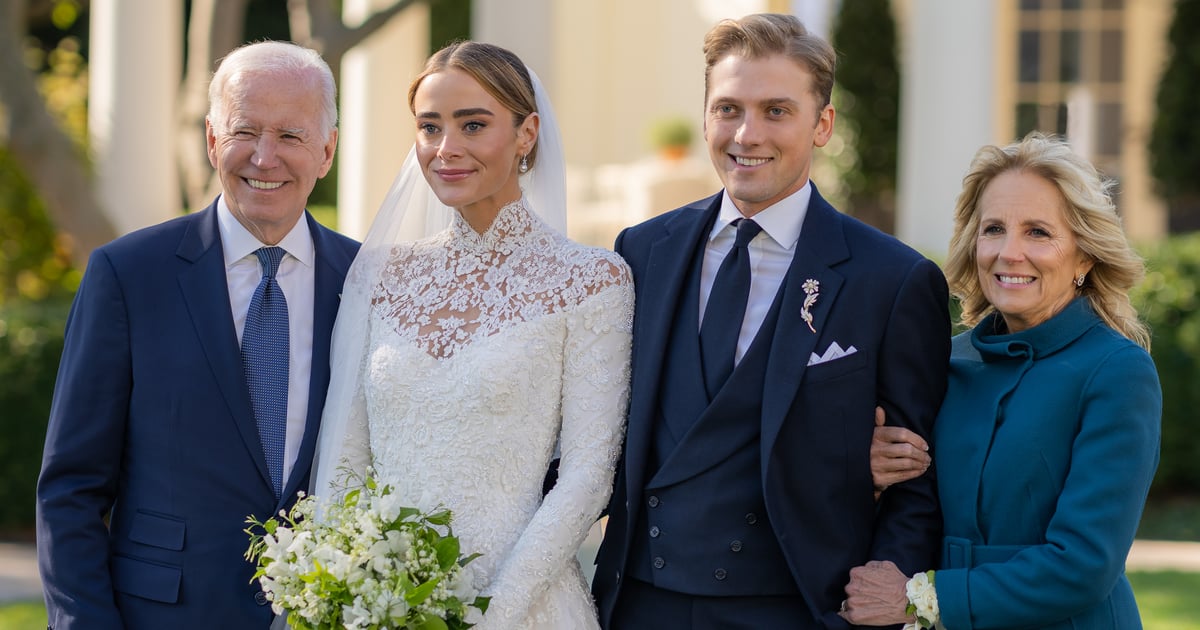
top-left (871, 406), bottom-right (931, 498)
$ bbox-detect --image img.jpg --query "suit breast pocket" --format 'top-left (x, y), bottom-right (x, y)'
top-left (802, 351), bottom-right (868, 384)
top-left (128, 509), bottom-right (186, 551)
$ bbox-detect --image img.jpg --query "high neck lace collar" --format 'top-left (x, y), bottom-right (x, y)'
top-left (449, 197), bottom-right (545, 255)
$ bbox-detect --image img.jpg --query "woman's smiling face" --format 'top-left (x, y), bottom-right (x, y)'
top-left (975, 169), bottom-right (1093, 333)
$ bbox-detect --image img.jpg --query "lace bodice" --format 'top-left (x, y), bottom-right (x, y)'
top-left (373, 200), bottom-right (629, 360)
top-left (329, 200), bottom-right (632, 629)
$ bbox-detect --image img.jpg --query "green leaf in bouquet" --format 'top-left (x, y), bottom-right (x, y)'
top-left (413, 612), bottom-right (450, 630)
top-left (473, 595), bottom-right (491, 614)
top-left (458, 552), bottom-right (483, 568)
top-left (397, 506), bottom-right (422, 522)
top-left (435, 535), bottom-right (460, 570)
top-left (405, 577), bottom-right (441, 606)
top-left (425, 509), bottom-right (453, 526)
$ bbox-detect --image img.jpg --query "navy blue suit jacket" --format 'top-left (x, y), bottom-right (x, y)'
top-left (593, 188), bottom-right (949, 629)
top-left (36, 200), bottom-right (359, 629)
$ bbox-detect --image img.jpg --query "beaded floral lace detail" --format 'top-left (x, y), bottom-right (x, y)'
top-left (360, 199), bottom-right (633, 629)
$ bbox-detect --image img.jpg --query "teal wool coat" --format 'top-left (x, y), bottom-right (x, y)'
top-left (933, 298), bottom-right (1161, 629)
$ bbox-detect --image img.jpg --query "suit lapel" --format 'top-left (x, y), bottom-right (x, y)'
top-left (761, 191), bottom-right (850, 456)
top-left (176, 203), bottom-right (274, 493)
top-left (624, 197), bottom-right (719, 522)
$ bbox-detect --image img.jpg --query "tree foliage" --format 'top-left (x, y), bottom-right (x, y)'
top-left (830, 0), bottom-right (900, 233)
top-left (1148, 0), bottom-right (1200, 230)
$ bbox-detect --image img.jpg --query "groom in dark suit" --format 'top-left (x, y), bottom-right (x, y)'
top-left (593, 14), bottom-right (949, 629)
top-left (36, 42), bottom-right (358, 629)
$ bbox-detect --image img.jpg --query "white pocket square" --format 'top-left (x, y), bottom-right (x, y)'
top-left (808, 341), bottom-right (858, 366)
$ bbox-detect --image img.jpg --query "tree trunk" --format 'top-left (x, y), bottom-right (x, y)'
top-left (178, 0), bottom-right (249, 212)
top-left (0, 0), bottom-right (115, 269)
top-left (177, 0), bottom-right (420, 210)
top-left (289, 0), bottom-right (424, 84)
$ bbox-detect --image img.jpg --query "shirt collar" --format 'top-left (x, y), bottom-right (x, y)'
top-left (217, 195), bottom-right (314, 269)
top-left (709, 181), bottom-right (811, 250)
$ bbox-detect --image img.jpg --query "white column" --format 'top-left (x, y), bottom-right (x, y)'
top-left (337, 0), bottom-right (429, 240)
top-left (88, 0), bottom-right (181, 235)
top-left (896, 1), bottom-right (994, 257)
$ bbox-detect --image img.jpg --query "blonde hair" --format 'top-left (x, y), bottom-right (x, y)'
top-left (945, 132), bottom-right (1150, 349)
top-left (702, 13), bottom-right (836, 108)
top-left (407, 41), bottom-right (539, 168)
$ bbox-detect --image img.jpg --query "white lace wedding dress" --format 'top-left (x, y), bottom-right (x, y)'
top-left (346, 199), bottom-right (632, 629)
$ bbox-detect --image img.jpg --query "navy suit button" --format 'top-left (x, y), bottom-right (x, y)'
top-left (653, 556), bottom-right (666, 569)
top-left (714, 568), bottom-right (727, 580)
top-left (730, 540), bottom-right (742, 552)
top-left (648, 495), bottom-right (660, 508)
top-left (254, 591), bottom-right (269, 606)
top-left (649, 526), bottom-right (661, 538)
top-left (744, 512), bottom-right (758, 525)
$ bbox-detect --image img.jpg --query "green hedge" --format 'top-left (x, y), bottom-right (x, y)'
top-left (0, 299), bottom-right (66, 534)
top-left (1135, 233), bottom-right (1200, 495)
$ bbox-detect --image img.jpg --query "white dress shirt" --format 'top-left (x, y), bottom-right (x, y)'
top-left (699, 182), bottom-right (812, 364)
top-left (218, 196), bottom-right (315, 486)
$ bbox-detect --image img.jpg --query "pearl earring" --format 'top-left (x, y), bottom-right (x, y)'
top-left (518, 154), bottom-right (529, 174)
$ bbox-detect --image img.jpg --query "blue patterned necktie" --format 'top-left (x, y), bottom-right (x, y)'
top-left (699, 218), bottom-right (763, 398)
top-left (242, 246), bottom-right (289, 498)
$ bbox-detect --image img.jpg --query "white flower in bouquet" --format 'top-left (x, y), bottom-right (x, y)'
top-left (245, 471), bottom-right (489, 630)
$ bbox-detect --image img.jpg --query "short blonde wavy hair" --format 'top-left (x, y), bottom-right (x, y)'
top-left (945, 132), bottom-right (1150, 349)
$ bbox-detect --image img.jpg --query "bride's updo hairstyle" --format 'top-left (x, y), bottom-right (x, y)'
top-left (406, 41), bottom-right (540, 169)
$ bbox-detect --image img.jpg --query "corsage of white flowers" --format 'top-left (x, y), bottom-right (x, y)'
top-left (244, 470), bottom-right (489, 630)
top-left (904, 570), bottom-right (944, 630)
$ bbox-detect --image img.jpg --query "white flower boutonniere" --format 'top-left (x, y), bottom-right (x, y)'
top-left (903, 570), bottom-right (943, 630)
top-left (801, 279), bottom-right (820, 333)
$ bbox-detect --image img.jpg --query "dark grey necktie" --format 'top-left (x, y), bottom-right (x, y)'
top-left (699, 219), bottom-right (763, 398)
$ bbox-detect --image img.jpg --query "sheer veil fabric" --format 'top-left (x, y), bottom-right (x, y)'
top-left (311, 68), bottom-right (568, 499)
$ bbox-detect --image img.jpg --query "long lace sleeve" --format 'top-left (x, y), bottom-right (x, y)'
top-left (477, 270), bottom-right (633, 629)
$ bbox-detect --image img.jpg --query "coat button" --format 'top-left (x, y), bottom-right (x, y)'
top-left (714, 568), bottom-right (727, 580)
top-left (653, 556), bottom-right (666, 569)
top-left (254, 591), bottom-right (269, 606)
top-left (730, 540), bottom-right (743, 552)
top-left (745, 512), bottom-right (758, 525)
top-left (649, 526), bottom-right (661, 538)
top-left (648, 495), bottom-right (660, 508)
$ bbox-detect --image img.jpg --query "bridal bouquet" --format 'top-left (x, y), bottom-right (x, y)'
top-left (245, 472), bottom-right (489, 630)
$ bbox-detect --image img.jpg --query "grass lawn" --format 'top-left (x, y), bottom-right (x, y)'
top-left (0, 600), bottom-right (44, 630)
top-left (1129, 570), bottom-right (1200, 629)
top-left (2, 571), bottom-right (1197, 629)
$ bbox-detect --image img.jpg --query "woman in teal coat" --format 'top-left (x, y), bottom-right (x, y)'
top-left (841, 132), bottom-right (1161, 629)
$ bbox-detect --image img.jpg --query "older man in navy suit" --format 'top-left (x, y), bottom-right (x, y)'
top-left (593, 14), bottom-right (949, 629)
top-left (36, 42), bottom-right (359, 629)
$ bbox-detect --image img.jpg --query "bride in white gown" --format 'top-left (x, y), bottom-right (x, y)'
top-left (311, 42), bottom-right (632, 629)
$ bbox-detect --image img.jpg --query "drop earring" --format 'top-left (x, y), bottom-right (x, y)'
top-left (518, 154), bottom-right (529, 174)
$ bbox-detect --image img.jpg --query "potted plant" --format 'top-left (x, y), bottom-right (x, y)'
top-left (648, 116), bottom-right (695, 161)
